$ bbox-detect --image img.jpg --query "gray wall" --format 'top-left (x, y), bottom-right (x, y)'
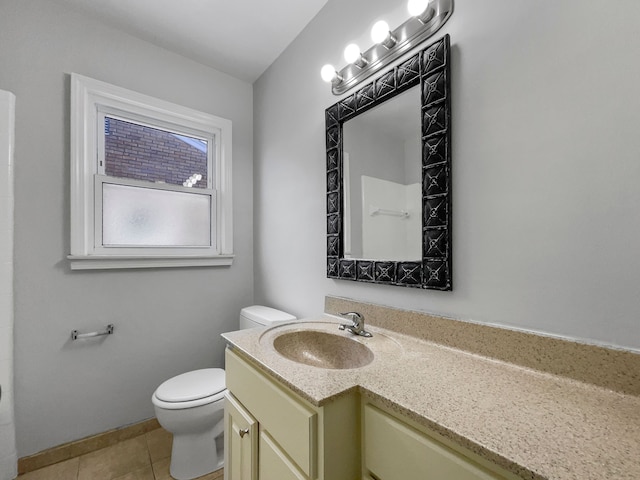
top-left (254, 0), bottom-right (640, 351)
top-left (0, 0), bottom-right (254, 456)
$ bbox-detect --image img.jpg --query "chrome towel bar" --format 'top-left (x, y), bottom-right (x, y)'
top-left (369, 206), bottom-right (410, 218)
top-left (71, 324), bottom-right (114, 340)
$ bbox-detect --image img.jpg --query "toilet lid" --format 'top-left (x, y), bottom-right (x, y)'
top-left (155, 368), bottom-right (226, 403)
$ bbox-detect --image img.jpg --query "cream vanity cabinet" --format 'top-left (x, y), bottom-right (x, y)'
top-left (361, 401), bottom-right (519, 480)
top-left (224, 348), bottom-right (360, 480)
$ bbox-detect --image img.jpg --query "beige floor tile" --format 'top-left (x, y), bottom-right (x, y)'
top-left (150, 458), bottom-right (171, 480)
top-left (152, 458), bottom-right (223, 480)
top-left (77, 435), bottom-right (150, 480)
top-left (18, 457), bottom-right (79, 480)
top-left (145, 428), bottom-right (172, 463)
top-left (111, 465), bottom-right (155, 480)
top-left (197, 467), bottom-right (224, 480)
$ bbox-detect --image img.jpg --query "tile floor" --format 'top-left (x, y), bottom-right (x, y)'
top-left (17, 428), bottom-right (223, 480)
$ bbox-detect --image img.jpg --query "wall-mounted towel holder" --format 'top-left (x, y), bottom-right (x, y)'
top-left (369, 206), bottom-right (410, 218)
top-left (71, 324), bottom-right (114, 340)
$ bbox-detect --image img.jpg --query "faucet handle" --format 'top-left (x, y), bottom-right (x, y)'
top-left (339, 311), bottom-right (362, 326)
top-left (338, 312), bottom-right (372, 337)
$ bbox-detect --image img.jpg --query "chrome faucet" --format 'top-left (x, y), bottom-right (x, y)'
top-left (338, 312), bottom-right (372, 337)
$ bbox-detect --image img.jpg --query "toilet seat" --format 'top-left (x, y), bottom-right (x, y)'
top-left (153, 368), bottom-right (226, 410)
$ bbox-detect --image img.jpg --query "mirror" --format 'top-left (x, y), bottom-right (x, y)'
top-left (325, 34), bottom-right (452, 290)
top-left (343, 87), bottom-right (421, 261)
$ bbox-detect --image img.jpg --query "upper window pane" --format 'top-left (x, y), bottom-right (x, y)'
top-left (103, 116), bottom-right (210, 189)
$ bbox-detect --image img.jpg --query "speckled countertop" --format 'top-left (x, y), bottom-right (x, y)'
top-left (222, 315), bottom-right (640, 480)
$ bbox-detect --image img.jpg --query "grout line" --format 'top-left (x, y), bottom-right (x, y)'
top-left (143, 431), bottom-right (157, 480)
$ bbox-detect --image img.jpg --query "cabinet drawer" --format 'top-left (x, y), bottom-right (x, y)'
top-left (226, 348), bottom-right (317, 477)
top-left (364, 404), bottom-right (503, 480)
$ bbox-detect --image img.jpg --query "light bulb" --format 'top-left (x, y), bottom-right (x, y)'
top-left (343, 43), bottom-right (361, 64)
top-left (407, 0), bottom-right (429, 16)
top-left (371, 20), bottom-right (390, 44)
top-left (321, 64), bottom-right (337, 82)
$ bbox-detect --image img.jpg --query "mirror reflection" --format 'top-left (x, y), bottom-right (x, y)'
top-left (342, 86), bottom-right (421, 261)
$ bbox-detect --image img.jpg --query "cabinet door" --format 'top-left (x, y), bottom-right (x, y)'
top-left (259, 430), bottom-right (307, 480)
top-left (364, 404), bottom-right (504, 480)
top-left (226, 349), bottom-right (317, 477)
top-left (225, 392), bottom-right (258, 480)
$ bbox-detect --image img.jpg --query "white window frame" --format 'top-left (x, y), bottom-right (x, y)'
top-left (68, 73), bottom-right (233, 270)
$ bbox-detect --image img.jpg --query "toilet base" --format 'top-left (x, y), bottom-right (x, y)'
top-left (169, 428), bottom-right (224, 480)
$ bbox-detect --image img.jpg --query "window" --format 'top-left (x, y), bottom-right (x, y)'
top-left (69, 73), bottom-right (233, 270)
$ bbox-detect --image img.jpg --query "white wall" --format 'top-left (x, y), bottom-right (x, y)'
top-left (0, 0), bottom-right (254, 457)
top-left (0, 90), bottom-right (17, 480)
top-left (254, 0), bottom-right (640, 351)
top-left (361, 177), bottom-right (420, 260)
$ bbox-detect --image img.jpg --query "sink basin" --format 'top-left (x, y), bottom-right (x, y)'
top-left (272, 330), bottom-right (374, 369)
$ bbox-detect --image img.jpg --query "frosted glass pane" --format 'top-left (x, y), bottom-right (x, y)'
top-left (102, 183), bottom-right (211, 247)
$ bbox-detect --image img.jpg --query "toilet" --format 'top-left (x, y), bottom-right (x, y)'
top-left (152, 305), bottom-right (296, 480)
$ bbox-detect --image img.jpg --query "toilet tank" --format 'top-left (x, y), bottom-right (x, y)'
top-left (239, 305), bottom-right (296, 329)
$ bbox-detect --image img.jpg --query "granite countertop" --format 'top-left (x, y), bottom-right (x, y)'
top-left (222, 315), bottom-right (640, 480)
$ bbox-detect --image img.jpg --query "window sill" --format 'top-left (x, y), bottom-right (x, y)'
top-left (68, 254), bottom-right (235, 271)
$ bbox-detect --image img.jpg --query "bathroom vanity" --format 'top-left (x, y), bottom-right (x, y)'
top-left (224, 346), bottom-right (517, 480)
top-left (222, 298), bottom-right (640, 480)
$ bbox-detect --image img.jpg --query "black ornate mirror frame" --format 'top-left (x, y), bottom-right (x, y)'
top-left (325, 34), bottom-right (451, 290)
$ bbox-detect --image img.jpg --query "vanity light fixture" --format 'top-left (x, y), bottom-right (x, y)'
top-left (320, 0), bottom-right (453, 95)
top-left (407, 0), bottom-right (436, 23)
top-left (370, 20), bottom-right (397, 49)
top-left (183, 173), bottom-right (202, 188)
top-left (344, 43), bottom-right (368, 68)
top-left (320, 64), bottom-right (342, 83)
top-left (343, 44), bottom-right (360, 63)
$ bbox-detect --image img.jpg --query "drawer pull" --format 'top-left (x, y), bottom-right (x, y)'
top-left (238, 428), bottom-right (249, 438)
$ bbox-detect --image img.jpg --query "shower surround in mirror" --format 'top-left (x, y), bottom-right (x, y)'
top-left (326, 35), bottom-right (451, 290)
top-left (342, 86), bottom-right (422, 262)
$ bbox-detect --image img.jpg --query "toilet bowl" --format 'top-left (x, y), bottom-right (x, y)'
top-left (152, 369), bottom-right (226, 480)
top-left (152, 306), bottom-right (296, 480)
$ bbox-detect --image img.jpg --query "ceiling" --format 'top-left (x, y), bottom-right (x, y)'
top-left (52, 0), bottom-right (328, 83)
